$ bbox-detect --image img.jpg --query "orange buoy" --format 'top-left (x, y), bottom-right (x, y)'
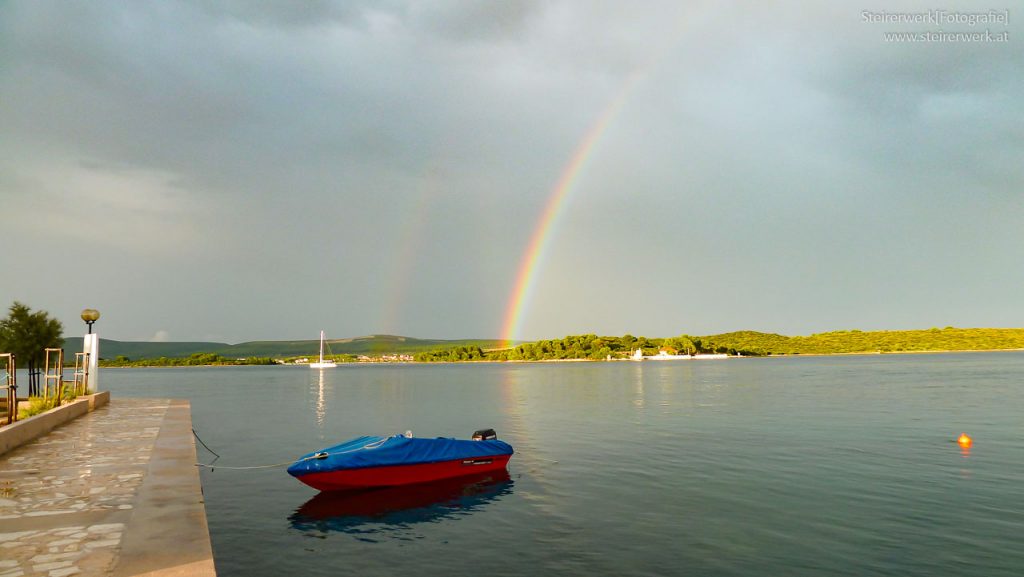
top-left (957, 433), bottom-right (973, 449)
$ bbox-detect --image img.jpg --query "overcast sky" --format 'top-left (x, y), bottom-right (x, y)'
top-left (1, 1), bottom-right (1021, 343)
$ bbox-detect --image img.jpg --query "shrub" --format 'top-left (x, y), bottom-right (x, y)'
top-left (18, 396), bottom-right (58, 419)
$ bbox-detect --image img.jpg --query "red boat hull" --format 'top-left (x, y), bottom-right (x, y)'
top-left (295, 454), bottom-right (512, 492)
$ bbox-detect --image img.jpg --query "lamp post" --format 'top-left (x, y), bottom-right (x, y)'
top-left (81, 309), bottom-right (100, 334)
top-left (80, 309), bottom-right (101, 393)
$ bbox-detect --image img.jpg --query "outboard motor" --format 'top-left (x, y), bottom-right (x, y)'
top-left (472, 428), bottom-right (497, 440)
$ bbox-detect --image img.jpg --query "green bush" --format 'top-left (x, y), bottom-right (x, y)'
top-left (62, 386), bottom-right (79, 403)
top-left (18, 396), bottom-right (58, 419)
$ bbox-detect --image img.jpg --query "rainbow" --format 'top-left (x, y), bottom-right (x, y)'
top-left (500, 71), bottom-right (644, 347)
top-left (379, 167), bottom-right (443, 335)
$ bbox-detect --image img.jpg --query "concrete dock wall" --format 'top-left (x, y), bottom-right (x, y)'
top-left (113, 400), bottom-right (216, 576)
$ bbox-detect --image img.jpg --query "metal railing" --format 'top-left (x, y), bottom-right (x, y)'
top-left (0, 353), bottom-right (15, 426)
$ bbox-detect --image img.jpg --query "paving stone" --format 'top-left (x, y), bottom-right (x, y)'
top-left (87, 524), bottom-right (122, 534)
top-left (0, 531), bottom-right (38, 542)
top-left (30, 552), bottom-right (76, 563)
top-left (31, 561), bottom-right (72, 572)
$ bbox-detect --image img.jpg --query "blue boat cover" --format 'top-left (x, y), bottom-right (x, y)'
top-left (288, 435), bottom-right (514, 477)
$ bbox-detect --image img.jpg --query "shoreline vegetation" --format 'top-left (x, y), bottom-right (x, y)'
top-left (88, 327), bottom-right (1024, 367)
top-left (101, 353), bottom-right (277, 368)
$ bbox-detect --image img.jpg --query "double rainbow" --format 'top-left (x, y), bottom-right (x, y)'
top-left (500, 71), bottom-right (644, 347)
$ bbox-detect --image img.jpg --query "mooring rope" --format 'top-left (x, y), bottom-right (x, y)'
top-left (192, 428), bottom-right (220, 458)
top-left (192, 435), bottom-right (389, 470)
top-left (195, 458), bottom-right (304, 470)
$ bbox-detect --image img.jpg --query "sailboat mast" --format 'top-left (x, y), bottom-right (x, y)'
top-left (320, 330), bottom-right (325, 363)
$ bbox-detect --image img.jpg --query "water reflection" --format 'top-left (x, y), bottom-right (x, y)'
top-left (312, 370), bottom-right (326, 429)
top-left (289, 471), bottom-right (513, 533)
top-left (632, 363), bottom-right (645, 409)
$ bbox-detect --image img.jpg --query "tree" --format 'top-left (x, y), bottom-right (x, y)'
top-left (668, 335), bottom-right (698, 356)
top-left (0, 302), bottom-right (64, 395)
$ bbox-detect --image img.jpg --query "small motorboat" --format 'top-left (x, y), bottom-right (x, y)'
top-left (287, 429), bottom-right (514, 491)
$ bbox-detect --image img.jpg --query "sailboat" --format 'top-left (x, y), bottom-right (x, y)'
top-left (309, 330), bottom-right (337, 369)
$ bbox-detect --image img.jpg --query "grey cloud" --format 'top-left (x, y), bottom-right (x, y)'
top-left (409, 0), bottom-right (544, 43)
top-left (184, 0), bottom-right (386, 29)
top-left (2, 0), bottom-right (1021, 341)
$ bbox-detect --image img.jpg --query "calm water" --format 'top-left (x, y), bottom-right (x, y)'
top-left (101, 353), bottom-right (1024, 576)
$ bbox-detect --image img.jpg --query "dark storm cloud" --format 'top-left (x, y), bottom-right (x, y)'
top-left (184, 0), bottom-right (544, 40)
top-left (791, 7), bottom-right (1024, 190)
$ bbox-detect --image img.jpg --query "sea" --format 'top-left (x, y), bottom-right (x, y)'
top-left (101, 352), bottom-right (1024, 576)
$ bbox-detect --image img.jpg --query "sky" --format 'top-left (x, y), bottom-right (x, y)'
top-left (1, 1), bottom-right (1021, 344)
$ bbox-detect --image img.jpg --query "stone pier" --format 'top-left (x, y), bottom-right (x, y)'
top-left (0, 399), bottom-right (216, 576)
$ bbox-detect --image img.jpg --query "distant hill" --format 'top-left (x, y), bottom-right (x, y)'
top-left (434, 328), bottom-right (1024, 361)
top-left (60, 328), bottom-right (1024, 362)
top-left (700, 328), bottom-right (1024, 355)
top-left (61, 335), bottom-right (511, 360)
top-left (61, 337), bottom-right (229, 359)
top-left (216, 335), bottom-right (510, 357)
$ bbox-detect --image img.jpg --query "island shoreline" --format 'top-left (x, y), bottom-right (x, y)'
top-left (94, 346), bottom-right (1024, 368)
